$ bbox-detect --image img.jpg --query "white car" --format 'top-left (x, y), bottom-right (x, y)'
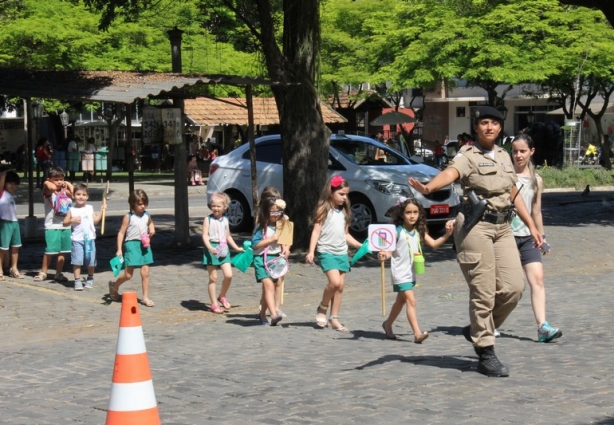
top-left (206, 134), bottom-right (460, 235)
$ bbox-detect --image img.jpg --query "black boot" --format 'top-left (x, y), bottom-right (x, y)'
top-left (476, 346), bottom-right (509, 377)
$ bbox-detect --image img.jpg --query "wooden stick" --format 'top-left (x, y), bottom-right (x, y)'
top-left (101, 180), bottom-right (109, 235)
top-left (381, 251), bottom-right (386, 316)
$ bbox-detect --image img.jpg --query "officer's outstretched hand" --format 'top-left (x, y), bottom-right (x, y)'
top-left (408, 177), bottom-right (428, 195)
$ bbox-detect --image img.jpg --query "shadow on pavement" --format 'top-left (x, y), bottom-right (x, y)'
top-left (431, 325), bottom-right (539, 343)
top-left (225, 317), bottom-right (269, 327)
top-left (101, 294), bottom-right (115, 305)
top-left (495, 331), bottom-right (544, 344)
top-left (350, 329), bottom-right (392, 341)
top-left (351, 353), bottom-right (475, 373)
top-left (285, 321), bottom-right (326, 330)
top-left (427, 325), bottom-right (467, 337)
top-left (180, 299), bottom-right (208, 311)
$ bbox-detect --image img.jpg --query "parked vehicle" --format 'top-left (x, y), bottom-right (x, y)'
top-left (206, 134), bottom-right (461, 235)
top-left (580, 147), bottom-right (614, 166)
top-left (444, 140), bottom-right (460, 159)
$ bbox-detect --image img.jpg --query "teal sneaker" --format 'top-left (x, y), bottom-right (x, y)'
top-left (538, 322), bottom-right (562, 342)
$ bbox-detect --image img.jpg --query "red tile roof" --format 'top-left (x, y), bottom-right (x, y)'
top-left (185, 97), bottom-right (346, 125)
top-left (327, 90), bottom-right (394, 109)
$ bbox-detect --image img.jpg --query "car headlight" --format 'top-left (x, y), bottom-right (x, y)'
top-left (366, 180), bottom-right (412, 197)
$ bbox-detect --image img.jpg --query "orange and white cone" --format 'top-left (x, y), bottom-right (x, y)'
top-left (106, 292), bottom-right (160, 425)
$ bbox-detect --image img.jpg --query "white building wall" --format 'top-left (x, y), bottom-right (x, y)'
top-left (427, 83), bottom-right (562, 139)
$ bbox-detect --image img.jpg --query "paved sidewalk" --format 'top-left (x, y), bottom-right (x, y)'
top-left (1, 185), bottom-right (613, 424)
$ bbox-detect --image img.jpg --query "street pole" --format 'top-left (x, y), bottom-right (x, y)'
top-left (24, 99), bottom-right (38, 239)
top-left (168, 27), bottom-right (190, 248)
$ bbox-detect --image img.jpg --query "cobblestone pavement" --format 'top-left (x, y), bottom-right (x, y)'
top-left (1, 183), bottom-right (613, 424)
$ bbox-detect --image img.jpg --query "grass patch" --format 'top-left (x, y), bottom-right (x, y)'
top-left (539, 166), bottom-right (614, 190)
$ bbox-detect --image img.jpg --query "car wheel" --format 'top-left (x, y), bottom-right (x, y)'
top-left (349, 194), bottom-right (376, 238)
top-left (226, 191), bottom-right (251, 232)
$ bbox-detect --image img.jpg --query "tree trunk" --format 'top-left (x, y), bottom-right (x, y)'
top-left (602, 134), bottom-right (612, 169)
top-left (255, 0), bottom-right (329, 250)
top-left (273, 83), bottom-right (330, 250)
top-left (172, 98), bottom-right (191, 248)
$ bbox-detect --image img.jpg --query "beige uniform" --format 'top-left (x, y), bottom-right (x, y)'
top-left (450, 144), bottom-right (524, 348)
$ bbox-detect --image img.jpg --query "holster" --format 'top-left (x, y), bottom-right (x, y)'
top-left (461, 191), bottom-right (488, 231)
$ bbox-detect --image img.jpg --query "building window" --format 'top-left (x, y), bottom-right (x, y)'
top-left (456, 107), bottom-right (466, 118)
top-left (356, 112), bottom-right (365, 128)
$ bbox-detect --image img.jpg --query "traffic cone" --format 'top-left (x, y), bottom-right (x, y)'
top-left (106, 292), bottom-right (160, 425)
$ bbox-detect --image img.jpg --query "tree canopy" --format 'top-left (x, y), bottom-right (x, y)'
top-left (70, 0), bottom-right (330, 249)
top-left (0, 0), bottom-right (258, 78)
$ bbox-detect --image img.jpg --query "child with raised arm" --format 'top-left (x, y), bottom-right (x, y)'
top-left (35, 166), bottom-right (74, 282)
top-left (307, 175), bottom-right (362, 332)
top-left (379, 197), bottom-right (455, 343)
top-left (511, 134), bottom-right (562, 342)
top-left (63, 184), bottom-right (105, 291)
top-left (202, 193), bottom-right (243, 313)
top-left (0, 171), bottom-right (23, 279)
top-left (108, 189), bottom-right (155, 307)
top-left (252, 196), bottom-right (288, 326)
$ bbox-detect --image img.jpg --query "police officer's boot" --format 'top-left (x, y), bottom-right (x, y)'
top-left (476, 346), bottom-right (509, 377)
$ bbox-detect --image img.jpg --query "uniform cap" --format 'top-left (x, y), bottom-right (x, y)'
top-left (474, 106), bottom-right (504, 121)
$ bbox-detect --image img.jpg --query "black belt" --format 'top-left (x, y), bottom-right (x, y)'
top-left (482, 210), bottom-right (511, 225)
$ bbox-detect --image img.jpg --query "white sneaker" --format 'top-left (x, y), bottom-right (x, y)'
top-left (494, 328), bottom-right (501, 338)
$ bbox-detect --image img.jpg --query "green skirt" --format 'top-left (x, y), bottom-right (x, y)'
top-left (123, 240), bottom-right (153, 267)
top-left (203, 242), bottom-right (231, 267)
top-left (253, 254), bottom-right (280, 283)
top-left (316, 252), bottom-right (350, 273)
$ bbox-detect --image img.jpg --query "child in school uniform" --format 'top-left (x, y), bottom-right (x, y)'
top-left (63, 183), bottom-right (106, 290)
top-left (379, 197), bottom-right (454, 343)
top-left (0, 171), bottom-right (23, 279)
top-left (108, 189), bottom-right (155, 307)
top-left (202, 193), bottom-right (243, 313)
top-left (34, 166), bottom-right (74, 282)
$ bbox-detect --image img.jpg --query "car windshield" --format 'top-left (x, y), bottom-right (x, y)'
top-left (331, 139), bottom-right (409, 166)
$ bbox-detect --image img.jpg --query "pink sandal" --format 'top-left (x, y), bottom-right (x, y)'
top-left (218, 297), bottom-right (231, 309)
top-left (210, 304), bottom-right (225, 314)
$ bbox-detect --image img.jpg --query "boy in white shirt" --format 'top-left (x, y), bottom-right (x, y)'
top-left (63, 183), bottom-right (105, 290)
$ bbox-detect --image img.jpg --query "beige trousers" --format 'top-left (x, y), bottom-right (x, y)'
top-left (454, 213), bottom-right (524, 348)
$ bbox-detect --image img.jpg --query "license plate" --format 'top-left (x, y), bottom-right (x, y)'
top-left (430, 204), bottom-right (449, 215)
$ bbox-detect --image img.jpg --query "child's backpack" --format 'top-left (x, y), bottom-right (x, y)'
top-left (52, 188), bottom-right (72, 216)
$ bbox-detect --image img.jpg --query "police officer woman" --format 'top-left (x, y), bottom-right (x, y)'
top-left (409, 106), bottom-right (543, 377)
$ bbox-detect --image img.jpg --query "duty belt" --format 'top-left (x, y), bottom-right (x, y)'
top-left (481, 210), bottom-right (511, 225)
